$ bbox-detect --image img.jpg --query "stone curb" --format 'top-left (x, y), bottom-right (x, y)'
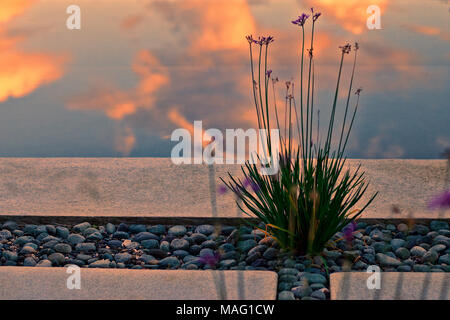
top-left (330, 272), bottom-right (449, 300)
top-left (0, 267), bottom-right (278, 300)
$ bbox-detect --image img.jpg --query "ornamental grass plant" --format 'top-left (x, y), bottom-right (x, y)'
top-left (222, 8), bottom-right (378, 256)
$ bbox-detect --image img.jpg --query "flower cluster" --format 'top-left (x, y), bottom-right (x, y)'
top-left (291, 13), bottom-right (309, 27)
top-left (218, 177), bottom-right (260, 195)
top-left (311, 7), bottom-right (321, 22)
top-left (198, 251), bottom-right (221, 268)
top-left (342, 221), bottom-right (357, 242)
top-left (428, 190), bottom-right (450, 209)
top-left (246, 35), bottom-right (274, 46)
top-left (339, 43), bottom-right (352, 54)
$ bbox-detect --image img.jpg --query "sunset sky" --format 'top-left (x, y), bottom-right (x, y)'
top-left (0, 0), bottom-right (448, 158)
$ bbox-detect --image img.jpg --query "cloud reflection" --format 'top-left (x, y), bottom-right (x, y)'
top-left (0, 0), bottom-right (67, 103)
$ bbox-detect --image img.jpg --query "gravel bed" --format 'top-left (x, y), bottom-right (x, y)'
top-left (0, 220), bottom-right (449, 300)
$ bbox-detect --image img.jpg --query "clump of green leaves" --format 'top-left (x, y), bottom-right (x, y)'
top-left (223, 10), bottom-right (377, 255)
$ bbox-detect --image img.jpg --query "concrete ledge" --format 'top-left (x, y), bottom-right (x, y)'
top-left (0, 158), bottom-right (448, 220)
top-left (0, 267), bottom-right (277, 300)
top-left (0, 216), bottom-right (448, 227)
top-left (330, 272), bottom-right (449, 300)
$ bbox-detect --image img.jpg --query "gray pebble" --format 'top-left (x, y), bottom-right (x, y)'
top-left (106, 223), bottom-right (116, 234)
top-left (68, 234), bottom-right (85, 245)
top-left (54, 243), bottom-right (72, 254)
top-left (20, 246), bottom-right (36, 255)
top-left (438, 254), bottom-right (449, 264)
top-left (75, 242), bottom-right (96, 252)
top-left (48, 253), bottom-right (65, 265)
top-left (170, 238), bottom-right (190, 251)
top-left (278, 291), bottom-right (295, 300)
top-left (311, 289), bottom-right (326, 300)
top-left (395, 247), bottom-right (410, 260)
top-left (168, 225), bottom-right (187, 237)
top-left (23, 257), bottom-right (37, 267)
top-left (430, 221), bottom-right (449, 231)
top-left (291, 284), bottom-right (312, 298)
top-left (413, 265), bottom-right (430, 272)
top-left (376, 253), bottom-right (401, 267)
top-left (422, 250), bottom-right (438, 263)
top-left (2, 221), bottom-right (18, 231)
top-left (195, 225), bottom-right (215, 236)
top-left (410, 246), bottom-right (427, 257)
top-left (129, 224), bottom-right (147, 234)
top-left (115, 252), bottom-right (132, 263)
top-left (56, 227), bottom-right (69, 239)
top-left (147, 225), bottom-right (166, 235)
top-left (141, 239), bottom-right (159, 249)
top-left (158, 256), bottom-right (180, 268)
top-left (73, 222), bottom-right (91, 233)
top-left (36, 259), bottom-right (52, 267)
top-left (89, 259), bottom-right (110, 268)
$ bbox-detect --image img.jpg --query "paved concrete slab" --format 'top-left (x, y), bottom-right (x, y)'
top-left (330, 272), bottom-right (449, 300)
top-left (0, 267), bottom-right (277, 300)
top-left (0, 158), bottom-right (448, 219)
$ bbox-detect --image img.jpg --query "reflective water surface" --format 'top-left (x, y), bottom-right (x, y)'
top-left (0, 0), bottom-right (448, 158)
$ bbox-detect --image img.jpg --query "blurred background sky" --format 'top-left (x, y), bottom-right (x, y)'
top-left (0, 0), bottom-right (448, 158)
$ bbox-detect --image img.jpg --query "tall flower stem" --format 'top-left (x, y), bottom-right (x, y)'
top-left (305, 21), bottom-right (316, 161)
top-left (325, 50), bottom-right (346, 155)
top-left (248, 42), bottom-right (262, 131)
top-left (338, 45), bottom-right (359, 157)
top-left (300, 26), bottom-right (306, 161)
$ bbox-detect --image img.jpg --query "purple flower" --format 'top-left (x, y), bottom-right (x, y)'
top-left (252, 36), bottom-right (263, 46)
top-left (218, 184), bottom-right (228, 195)
top-left (266, 69), bottom-right (272, 78)
top-left (339, 43), bottom-right (352, 54)
top-left (428, 190), bottom-right (450, 210)
top-left (242, 177), bottom-right (251, 188)
top-left (242, 177), bottom-right (260, 193)
top-left (245, 35), bottom-right (254, 44)
top-left (355, 88), bottom-right (363, 95)
top-left (354, 42), bottom-right (359, 51)
top-left (249, 181), bottom-right (260, 193)
top-left (292, 13), bottom-right (309, 27)
top-left (264, 36), bottom-right (274, 45)
top-left (199, 251), bottom-right (221, 268)
top-left (342, 221), bottom-right (357, 242)
top-left (285, 81), bottom-right (291, 90)
top-left (313, 13), bottom-right (321, 22)
top-left (311, 8), bottom-right (321, 22)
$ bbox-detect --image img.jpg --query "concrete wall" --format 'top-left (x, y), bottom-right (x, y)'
top-left (0, 158), bottom-right (448, 219)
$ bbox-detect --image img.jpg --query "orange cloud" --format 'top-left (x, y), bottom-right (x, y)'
top-left (0, 51), bottom-right (67, 103)
top-left (168, 108), bottom-right (214, 146)
top-left (132, 50), bottom-right (170, 97)
top-left (0, 0), bottom-right (67, 103)
top-left (183, 0), bottom-right (256, 52)
top-left (68, 50), bottom-right (169, 154)
top-left (168, 109), bottom-right (195, 137)
top-left (69, 50), bottom-right (169, 117)
top-left (0, 0), bottom-right (35, 25)
top-left (114, 126), bottom-right (136, 156)
top-left (120, 14), bottom-right (145, 30)
top-left (305, 0), bottom-right (388, 34)
top-left (406, 24), bottom-right (450, 42)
